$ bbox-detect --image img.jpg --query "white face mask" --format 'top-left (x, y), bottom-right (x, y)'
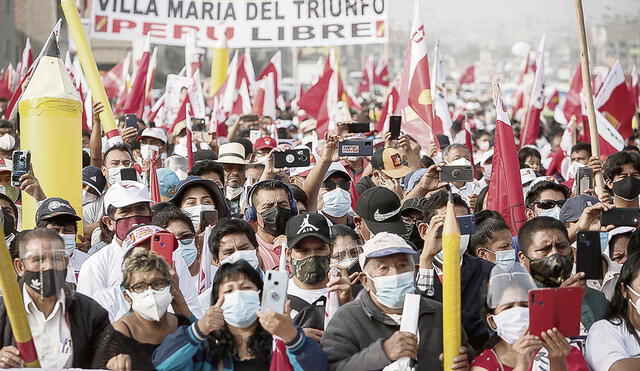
top-left (60, 233), bottom-right (76, 256)
top-left (566, 161), bottom-right (586, 180)
top-left (627, 286), bottom-right (640, 316)
top-left (321, 188), bottom-right (351, 218)
top-left (127, 286), bottom-right (173, 322)
top-left (538, 206), bottom-right (561, 220)
top-left (490, 306), bottom-right (529, 344)
top-left (107, 166), bottom-right (125, 185)
top-left (448, 157), bottom-right (472, 166)
top-left (436, 234), bottom-right (470, 264)
top-left (493, 249), bottom-right (515, 272)
top-left (478, 141), bottom-right (491, 152)
top-left (140, 144), bottom-right (160, 161)
top-left (82, 189), bottom-right (98, 205)
top-left (220, 250), bottom-right (259, 270)
top-left (0, 134), bottom-right (15, 151)
top-left (226, 185), bottom-right (244, 200)
top-left (183, 204), bottom-right (216, 231)
top-left (483, 165), bottom-right (492, 181)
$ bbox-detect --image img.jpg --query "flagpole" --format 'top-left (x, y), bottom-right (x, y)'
top-left (574, 0), bottom-right (604, 197)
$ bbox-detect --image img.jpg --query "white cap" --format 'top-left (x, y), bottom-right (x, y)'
top-left (359, 232), bottom-right (417, 269)
top-left (529, 175), bottom-right (558, 190)
top-left (608, 226), bottom-right (635, 244)
top-left (479, 150), bottom-right (494, 166)
top-left (104, 181), bottom-right (152, 213)
top-left (138, 127), bottom-right (167, 144)
top-left (122, 225), bottom-right (165, 252)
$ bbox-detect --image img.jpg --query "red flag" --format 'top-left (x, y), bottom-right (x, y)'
top-left (563, 64), bottom-right (583, 124)
top-left (17, 38), bottom-right (33, 83)
top-left (148, 94), bottom-right (164, 123)
top-left (170, 95), bottom-right (190, 134)
top-left (0, 69), bottom-right (12, 100)
top-left (357, 56), bottom-right (374, 94)
top-left (297, 67), bottom-right (332, 120)
top-left (144, 47), bottom-right (158, 109)
top-left (373, 58), bottom-right (390, 87)
top-left (487, 84), bottom-right (527, 234)
top-left (269, 339), bottom-right (294, 371)
top-left (546, 89), bottom-right (559, 111)
top-left (375, 86), bottom-right (399, 132)
top-left (521, 35), bottom-right (546, 147)
top-left (231, 79), bottom-right (252, 116)
top-left (594, 60), bottom-right (636, 139)
top-left (458, 64), bottom-right (475, 85)
top-left (256, 51), bottom-right (282, 103)
top-left (406, 0), bottom-right (434, 129)
top-left (122, 35), bottom-right (151, 117)
top-left (463, 119), bottom-right (477, 178)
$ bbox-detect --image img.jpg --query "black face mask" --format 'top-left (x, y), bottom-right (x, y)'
top-left (612, 176), bottom-right (640, 201)
top-left (24, 269), bottom-right (67, 297)
top-left (403, 224), bottom-right (424, 250)
top-left (260, 206), bottom-right (291, 237)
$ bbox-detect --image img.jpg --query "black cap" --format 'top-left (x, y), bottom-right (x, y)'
top-left (82, 166), bottom-right (107, 195)
top-left (36, 198), bottom-right (81, 224)
top-left (371, 148), bottom-right (385, 170)
top-left (355, 187), bottom-right (406, 235)
top-left (401, 197), bottom-right (427, 217)
top-left (168, 176), bottom-right (230, 218)
top-left (286, 213), bottom-right (330, 248)
top-left (559, 195), bottom-right (599, 223)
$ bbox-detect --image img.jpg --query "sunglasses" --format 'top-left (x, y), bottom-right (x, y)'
top-left (534, 199), bottom-right (566, 209)
top-left (323, 180), bottom-right (351, 191)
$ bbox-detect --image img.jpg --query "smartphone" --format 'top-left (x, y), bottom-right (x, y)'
top-left (348, 122), bottom-right (370, 134)
top-left (601, 208), bottom-right (640, 227)
top-left (273, 148), bottom-right (311, 168)
top-left (200, 210), bottom-right (219, 230)
top-left (125, 114), bottom-right (138, 129)
top-left (577, 231), bottom-right (603, 280)
top-left (440, 165), bottom-right (474, 183)
top-left (151, 231), bottom-right (177, 266)
top-left (457, 215), bottom-right (477, 235)
top-left (389, 115), bottom-right (401, 140)
top-left (347, 259), bottom-right (362, 276)
top-left (191, 118), bottom-right (206, 132)
top-left (529, 287), bottom-right (581, 338)
top-left (262, 270), bottom-right (289, 314)
top-left (338, 140), bottom-right (374, 157)
top-left (120, 168), bottom-right (138, 182)
top-left (11, 150), bottom-right (30, 187)
top-left (576, 167), bottom-right (593, 195)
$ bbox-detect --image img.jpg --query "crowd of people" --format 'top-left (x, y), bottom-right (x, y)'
top-left (0, 86), bottom-right (638, 371)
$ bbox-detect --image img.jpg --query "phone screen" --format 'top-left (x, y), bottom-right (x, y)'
top-left (389, 116), bottom-right (401, 139)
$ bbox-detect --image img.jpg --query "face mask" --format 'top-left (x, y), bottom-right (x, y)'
top-left (107, 166), bottom-right (126, 185)
top-left (493, 249), bottom-right (515, 272)
top-left (402, 223), bottom-right (424, 250)
top-left (221, 250), bottom-right (260, 270)
top-left (490, 307), bottom-right (529, 344)
top-left (538, 206), bottom-right (561, 220)
top-left (368, 271), bottom-right (416, 309)
top-left (183, 204), bottom-right (216, 231)
top-left (221, 290), bottom-right (261, 328)
top-left (24, 269), bottom-right (67, 297)
top-left (291, 255), bottom-right (330, 285)
top-left (337, 257), bottom-right (358, 269)
top-left (82, 189), bottom-right (98, 205)
top-left (626, 286), bottom-right (640, 316)
top-left (83, 147), bottom-right (90, 156)
top-left (127, 286), bottom-right (173, 322)
top-left (436, 234), bottom-right (470, 263)
top-left (567, 161), bottom-right (585, 180)
top-left (177, 238), bottom-right (198, 266)
top-left (0, 134), bottom-right (15, 151)
top-left (613, 176), bottom-right (640, 201)
top-left (448, 157), bottom-right (472, 166)
top-left (260, 206), bottom-right (291, 237)
top-left (483, 165), bottom-right (492, 181)
top-left (60, 234), bottom-right (76, 257)
top-left (527, 252), bottom-right (574, 287)
top-left (115, 215), bottom-right (152, 241)
top-left (321, 188), bottom-right (351, 218)
top-left (140, 144), bottom-right (160, 161)
top-left (226, 185), bottom-right (244, 200)
top-left (478, 141), bottom-right (491, 152)
top-left (0, 185), bottom-right (19, 202)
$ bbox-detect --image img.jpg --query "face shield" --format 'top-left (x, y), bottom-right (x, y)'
top-left (486, 265), bottom-right (537, 309)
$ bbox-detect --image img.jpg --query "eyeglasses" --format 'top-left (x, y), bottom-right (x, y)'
top-left (534, 199), bottom-right (566, 210)
top-left (402, 216), bottom-right (421, 226)
top-left (323, 180), bottom-right (351, 191)
top-left (128, 279), bottom-right (170, 293)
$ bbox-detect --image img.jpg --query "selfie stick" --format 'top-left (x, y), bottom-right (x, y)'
top-left (442, 190), bottom-right (461, 369)
top-left (61, 0), bottom-right (123, 146)
top-left (574, 0), bottom-right (604, 198)
top-left (0, 227), bottom-right (40, 367)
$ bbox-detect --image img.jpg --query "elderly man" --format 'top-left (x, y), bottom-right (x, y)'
top-left (322, 232), bottom-right (471, 371)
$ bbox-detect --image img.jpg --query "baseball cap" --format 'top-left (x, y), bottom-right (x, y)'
top-left (0, 158), bottom-right (10, 173)
top-left (371, 148), bottom-right (412, 179)
top-left (254, 137), bottom-right (277, 151)
top-left (137, 127), bottom-right (167, 144)
top-left (103, 181), bottom-right (152, 213)
top-left (121, 225), bottom-right (166, 252)
top-left (156, 168), bottom-right (180, 199)
top-left (82, 166), bottom-right (107, 195)
top-left (217, 142), bottom-right (247, 165)
top-left (168, 176), bottom-right (229, 218)
top-left (401, 197), bottom-right (427, 216)
top-left (36, 198), bottom-right (81, 223)
top-left (358, 232), bottom-right (417, 269)
top-left (559, 195), bottom-right (599, 223)
top-left (323, 161), bottom-right (352, 182)
top-left (355, 187), bottom-right (406, 235)
top-left (405, 168), bottom-right (427, 192)
top-left (529, 176), bottom-right (558, 190)
top-left (285, 213), bottom-right (330, 249)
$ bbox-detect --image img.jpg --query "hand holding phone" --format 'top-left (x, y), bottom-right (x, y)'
top-left (273, 148), bottom-right (311, 168)
top-left (125, 114), bottom-right (138, 129)
top-left (389, 116), bottom-right (401, 140)
top-left (11, 150), bottom-right (30, 187)
top-left (262, 270), bottom-right (289, 314)
top-left (529, 287), bottom-right (581, 338)
top-left (151, 231), bottom-right (177, 267)
top-left (576, 231), bottom-right (603, 280)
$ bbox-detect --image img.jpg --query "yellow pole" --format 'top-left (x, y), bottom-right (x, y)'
top-left (61, 0), bottom-right (122, 145)
top-left (19, 41), bottom-right (83, 233)
top-left (0, 226), bottom-right (40, 367)
top-left (442, 191), bottom-right (461, 370)
top-left (209, 36), bottom-right (229, 96)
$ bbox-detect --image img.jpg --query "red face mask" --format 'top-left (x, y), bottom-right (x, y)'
top-left (114, 215), bottom-right (151, 240)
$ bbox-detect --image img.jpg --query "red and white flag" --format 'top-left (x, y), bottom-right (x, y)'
top-left (521, 34), bottom-right (546, 147)
top-left (357, 55), bottom-right (374, 94)
top-left (122, 34), bottom-right (151, 117)
top-left (0, 68), bottom-right (13, 100)
top-left (297, 62), bottom-right (334, 137)
top-left (231, 79), bottom-right (252, 116)
top-left (546, 88), bottom-right (560, 111)
top-left (373, 58), bottom-right (390, 87)
top-left (103, 53), bottom-right (130, 100)
top-left (563, 64), bottom-right (583, 124)
top-left (17, 39), bottom-right (33, 83)
top-left (546, 117), bottom-right (576, 178)
top-left (432, 41), bottom-right (452, 138)
top-left (458, 64), bottom-right (475, 85)
top-left (487, 84), bottom-right (527, 235)
top-left (463, 119), bottom-right (476, 178)
top-left (594, 59), bottom-right (636, 139)
top-left (375, 84), bottom-right (399, 133)
top-left (256, 51), bottom-right (282, 110)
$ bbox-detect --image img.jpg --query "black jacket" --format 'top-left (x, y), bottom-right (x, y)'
top-left (0, 283), bottom-right (110, 369)
top-left (356, 175), bottom-right (375, 196)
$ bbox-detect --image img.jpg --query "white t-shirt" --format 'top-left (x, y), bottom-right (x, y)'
top-left (586, 318), bottom-right (640, 371)
top-left (287, 278), bottom-right (328, 318)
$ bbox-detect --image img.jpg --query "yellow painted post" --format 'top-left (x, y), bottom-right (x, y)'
top-left (61, 0), bottom-right (122, 145)
top-left (442, 191), bottom-right (461, 369)
top-left (19, 41), bottom-right (83, 232)
top-left (209, 36), bottom-right (229, 96)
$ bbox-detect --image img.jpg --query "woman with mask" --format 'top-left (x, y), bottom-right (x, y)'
top-left (168, 176), bottom-right (229, 233)
top-left (472, 268), bottom-right (587, 371)
top-left (586, 251), bottom-right (640, 370)
top-left (152, 261), bottom-right (328, 371)
top-left (93, 251), bottom-right (192, 371)
top-left (469, 211), bottom-right (515, 272)
top-left (330, 225), bottom-right (363, 295)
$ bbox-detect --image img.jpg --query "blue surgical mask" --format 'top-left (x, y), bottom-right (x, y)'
top-left (321, 188), bottom-right (351, 218)
top-left (367, 271), bottom-right (415, 309)
top-left (538, 206), bottom-right (561, 220)
top-left (60, 233), bottom-right (76, 257)
top-left (494, 249), bottom-right (515, 272)
top-left (221, 289), bottom-right (260, 328)
top-left (177, 238), bottom-right (198, 267)
top-left (220, 250), bottom-right (259, 270)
